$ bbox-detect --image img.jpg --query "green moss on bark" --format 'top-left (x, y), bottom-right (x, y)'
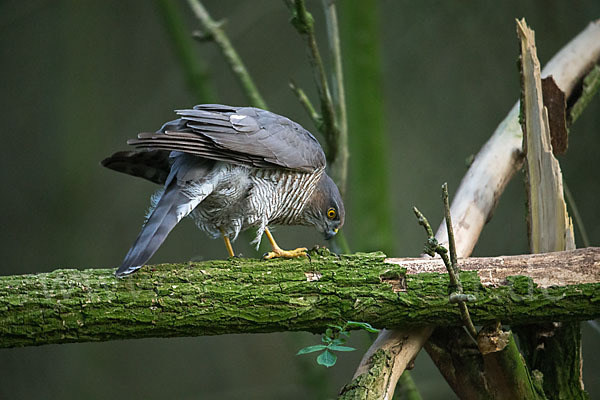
top-left (0, 251), bottom-right (599, 348)
top-left (338, 349), bottom-right (392, 399)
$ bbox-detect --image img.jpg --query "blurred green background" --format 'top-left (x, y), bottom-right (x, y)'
top-left (1, 1), bottom-right (599, 398)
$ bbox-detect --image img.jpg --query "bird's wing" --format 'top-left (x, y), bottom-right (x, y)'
top-left (101, 150), bottom-right (170, 185)
top-left (127, 104), bottom-right (326, 173)
top-left (101, 118), bottom-right (188, 184)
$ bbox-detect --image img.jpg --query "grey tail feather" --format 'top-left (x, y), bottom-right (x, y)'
top-left (115, 184), bottom-right (195, 277)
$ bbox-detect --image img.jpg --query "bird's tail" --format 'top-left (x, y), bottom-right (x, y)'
top-left (115, 183), bottom-right (201, 277)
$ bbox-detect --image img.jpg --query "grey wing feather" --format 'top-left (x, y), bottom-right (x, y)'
top-left (101, 150), bottom-right (170, 185)
top-left (101, 118), bottom-right (190, 184)
top-left (127, 105), bottom-right (326, 173)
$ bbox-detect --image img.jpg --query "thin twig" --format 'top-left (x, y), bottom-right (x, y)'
top-left (413, 205), bottom-right (478, 339)
top-left (413, 207), bottom-right (435, 238)
top-left (187, 0), bottom-right (267, 109)
top-left (285, 0), bottom-right (339, 164)
top-left (440, 185), bottom-right (478, 339)
top-left (457, 298), bottom-right (478, 339)
top-left (441, 183), bottom-right (458, 271)
top-left (289, 80), bottom-right (323, 130)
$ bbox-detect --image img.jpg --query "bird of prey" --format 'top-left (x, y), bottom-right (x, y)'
top-left (102, 104), bottom-right (345, 277)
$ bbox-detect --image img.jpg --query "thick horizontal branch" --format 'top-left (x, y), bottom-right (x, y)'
top-left (1, 248), bottom-right (599, 348)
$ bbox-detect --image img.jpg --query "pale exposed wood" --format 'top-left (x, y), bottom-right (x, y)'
top-left (518, 18), bottom-right (581, 399)
top-left (386, 247), bottom-right (600, 288)
top-left (518, 18), bottom-right (576, 253)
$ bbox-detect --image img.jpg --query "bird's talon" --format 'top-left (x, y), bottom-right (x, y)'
top-left (263, 247), bottom-right (308, 260)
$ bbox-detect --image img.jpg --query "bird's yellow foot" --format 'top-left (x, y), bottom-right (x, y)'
top-left (264, 247), bottom-right (308, 259)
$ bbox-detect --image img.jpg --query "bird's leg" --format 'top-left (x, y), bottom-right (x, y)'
top-left (220, 228), bottom-right (235, 257)
top-left (263, 227), bottom-right (307, 259)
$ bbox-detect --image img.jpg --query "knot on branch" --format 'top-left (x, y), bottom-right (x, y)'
top-left (290, 11), bottom-right (314, 34)
top-left (424, 237), bottom-right (445, 257)
top-left (449, 293), bottom-right (477, 304)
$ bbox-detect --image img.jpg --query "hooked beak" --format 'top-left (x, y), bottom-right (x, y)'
top-left (324, 228), bottom-right (339, 240)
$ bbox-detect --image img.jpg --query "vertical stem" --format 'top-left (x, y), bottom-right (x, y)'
top-left (442, 183), bottom-right (458, 270)
top-left (322, 0), bottom-right (348, 196)
top-left (288, 0), bottom-right (339, 164)
top-left (414, 206), bottom-right (478, 339)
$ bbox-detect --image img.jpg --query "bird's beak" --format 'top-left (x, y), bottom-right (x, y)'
top-left (324, 228), bottom-right (339, 240)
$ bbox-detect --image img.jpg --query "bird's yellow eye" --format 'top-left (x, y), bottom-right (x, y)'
top-left (327, 208), bottom-right (336, 219)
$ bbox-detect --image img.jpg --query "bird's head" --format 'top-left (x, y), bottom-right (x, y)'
top-left (304, 173), bottom-right (345, 240)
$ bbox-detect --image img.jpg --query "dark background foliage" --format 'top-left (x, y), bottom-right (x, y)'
top-left (1, 1), bottom-right (598, 398)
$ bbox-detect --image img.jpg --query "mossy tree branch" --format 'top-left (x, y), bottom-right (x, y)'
top-left (1, 248), bottom-right (599, 349)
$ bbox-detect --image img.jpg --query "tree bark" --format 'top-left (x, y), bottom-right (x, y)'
top-left (1, 248), bottom-right (599, 349)
top-left (339, 327), bottom-right (432, 399)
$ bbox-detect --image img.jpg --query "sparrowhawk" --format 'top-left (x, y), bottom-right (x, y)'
top-left (103, 104), bottom-right (345, 277)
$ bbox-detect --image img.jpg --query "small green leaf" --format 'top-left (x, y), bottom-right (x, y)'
top-left (297, 345), bottom-right (328, 355)
top-left (325, 328), bottom-right (333, 338)
top-left (322, 335), bottom-right (332, 343)
top-left (346, 321), bottom-right (379, 333)
top-left (340, 331), bottom-right (350, 338)
top-left (328, 345), bottom-right (356, 352)
top-left (317, 350), bottom-right (337, 367)
top-left (331, 338), bottom-right (346, 346)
